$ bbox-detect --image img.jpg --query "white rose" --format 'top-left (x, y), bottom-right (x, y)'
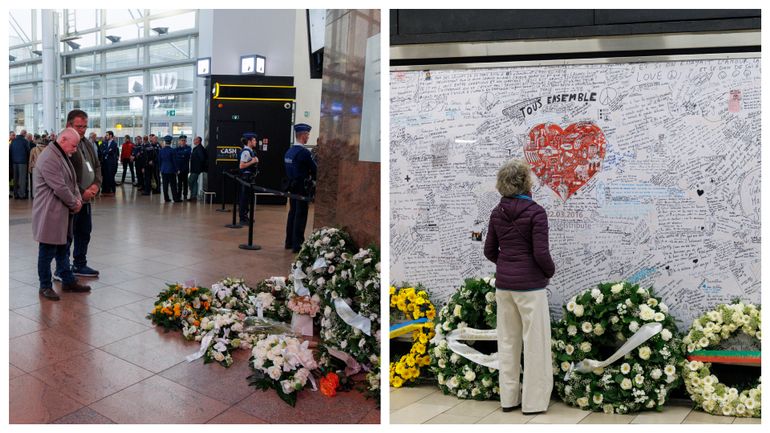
top-left (561, 361), bottom-right (571, 372)
top-left (620, 363), bottom-right (631, 375)
top-left (646, 298), bottom-right (658, 307)
top-left (450, 354), bottom-right (460, 363)
top-left (660, 329), bottom-right (672, 341)
top-left (464, 370), bottom-right (476, 381)
top-left (594, 324), bottom-right (605, 336)
top-left (654, 312), bottom-right (665, 322)
top-left (637, 288), bottom-right (648, 296)
top-left (639, 305), bottom-right (655, 321)
top-left (650, 369), bottom-right (662, 380)
top-left (566, 301), bottom-right (576, 312)
top-left (485, 292), bottom-right (495, 303)
top-left (567, 325), bottom-right (577, 336)
top-left (576, 397), bottom-right (589, 407)
top-left (638, 346), bottom-right (651, 360)
top-left (610, 315), bottom-right (619, 324)
top-left (438, 359), bottom-right (446, 368)
top-left (582, 322), bottom-right (593, 333)
top-left (573, 304), bottom-right (584, 317)
top-left (629, 321), bottom-right (639, 332)
top-left (593, 394), bottom-right (604, 404)
top-left (659, 303), bottom-right (668, 313)
top-left (620, 378), bottom-right (632, 390)
top-left (591, 288), bottom-right (602, 299)
top-left (213, 351), bottom-right (225, 362)
top-left (453, 305), bottom-right (462, 317)
top-left (634, 374), bottom-right (644, 385)
top-left (565, 344), bottom-right (574, 355)
top-left (580, 342), bottom-right (592, 352)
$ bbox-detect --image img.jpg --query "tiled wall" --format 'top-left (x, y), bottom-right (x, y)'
top-left (314, 9), bottom-right (381, 249)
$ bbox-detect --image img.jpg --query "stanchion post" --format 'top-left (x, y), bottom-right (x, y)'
top-left (239, 180), bottom-right (261, 251)
top-left (215, 169), bottom-right (229, 212)
top-left (225, 173), bottom-right (242, 228)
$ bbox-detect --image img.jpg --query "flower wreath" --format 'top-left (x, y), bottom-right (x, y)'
top-left (429, 277), bottom-right (499, 400)
top-left (147, 283), bottom-right (211, 332)
top-left (253, 277), bottom-right (293, 323)
top-left (290, 227), bottom-right (354, 301)
top-left (389, 284), bottom-right (436, 388)
top-left (248, 334), bottom-right (318, 407)
top-left (682, 302), bottom-right (761, 417)
top-left (318, 248), bottom-right (381, 373)
top-left (552, 282), bottom-right (684, 414)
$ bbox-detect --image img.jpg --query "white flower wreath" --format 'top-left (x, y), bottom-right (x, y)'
top-left (682, 302), bottom-right (761, 418)
top-left (429, 277), bottom-right (499, 400)
top-left (552, 282), bottom-right (684, 414)
top-left (318, 248), bottom-right (381, 377)
top-left (290, 227), bottom-right (354, 300)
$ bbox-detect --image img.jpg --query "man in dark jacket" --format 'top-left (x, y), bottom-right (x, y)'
top-left (101, 131), bottom-right (119, 196)
top-left (188, 136), bottom-right (208, 202)
top-left (484, 158), bottom-right (555, 415)
top-left (158, 135), bottom-right (180, 202)
top-left (174, 135), bottom-right (192, 201)
top-left (10, 129), bottom-right (30, 199)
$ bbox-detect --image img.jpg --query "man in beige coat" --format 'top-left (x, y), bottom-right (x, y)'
top-left (32, 128), bottom-right (91, 301)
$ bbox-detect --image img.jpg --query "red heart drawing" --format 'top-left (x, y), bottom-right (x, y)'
top-left (524, 122), bottom-right (606, 201)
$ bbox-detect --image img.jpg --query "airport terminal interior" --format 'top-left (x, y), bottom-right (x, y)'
top-left (8, 9), bottom-right (381, 424)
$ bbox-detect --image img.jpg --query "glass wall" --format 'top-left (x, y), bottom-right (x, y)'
top-left (9, 9), bottom-right (198, 135)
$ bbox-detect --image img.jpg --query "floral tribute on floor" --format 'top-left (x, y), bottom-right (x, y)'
top-left (148, 227), bottom-right (381, 407)
top-left (389, 284), bottom-right (437, 388)
top-left (396, 276), bottom-right (761, 418)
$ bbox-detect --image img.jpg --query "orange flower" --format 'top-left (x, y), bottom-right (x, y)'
top-left (319, 373), bottom-right (339, 397)
top-left (193, 320), bottom-right (200, 327)
top-left (202, 301), bottom-right (210, 310)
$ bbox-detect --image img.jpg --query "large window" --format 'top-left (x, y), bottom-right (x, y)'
top-left (104, 46), bottom-right (143, 69)
top-left (150, 92), bottom-right (193, 117)
top-left (149, 38), bottom-right (192, 63)
top-left (68, 77), bottom-right (101, 99)
top-left (105, 97), bottom-right (144, 137)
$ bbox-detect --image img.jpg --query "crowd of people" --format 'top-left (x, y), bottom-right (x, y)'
top-left (10, 127), bottom-right (209, 203)
top-left (13, 110), bottom-right (318, 302)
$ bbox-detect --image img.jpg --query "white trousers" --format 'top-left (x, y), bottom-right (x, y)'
top-left (496, 289), bottom-right (553, 412)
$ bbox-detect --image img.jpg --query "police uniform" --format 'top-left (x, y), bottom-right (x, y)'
top-left (140, 140), bottom-right (157, 195)
top-left (158, 135), bottom-right (180, 202)
top-left (284, 123), bottom-right (317, 252)
top-left (239, 132), bottom-right (259, 223)
top-left (174, 135), bottom-right (192, 200)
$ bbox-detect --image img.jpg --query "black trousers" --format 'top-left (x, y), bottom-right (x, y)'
top-left (162, 173), bottom-right (180, 202)
top-left (176, 170), bottom-right (189, 199)
top-left (285, 197), bottom-right (309, 251)
top-left (136, 163), bottom-right (145, 188)
top-left (121, 159), bottom-right (135, 184)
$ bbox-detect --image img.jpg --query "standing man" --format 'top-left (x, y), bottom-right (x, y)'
top-left (188, 136), bottom-right (208, 202)
top-left (132, 135), bottom-right (144, 187)
top-left (119, 134), bottom-right (135, 186)
top-left (159, 135), bottom-right (180, 202)
top-left (63, 109), bottom-right (102, 278)
top-left (101, 131), bottom-right (119, 196)
top-left (150, 134), bottom-right (161, 193)
top-left (238, 132), bottom-right (259, 224)
top-left (28, 135), bottom-right (49, 199)
top-left (33, 128), bottom-right (92, 300)
top-left (141, 136), bottom-right (158, 195)
top-left (10, 129), bottom-right (30, 199)
top-left (284, 124), bottom-right (317, 252)
top-left (174, 135), bottom-right (192, 201)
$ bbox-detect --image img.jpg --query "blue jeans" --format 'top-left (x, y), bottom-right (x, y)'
top-left (65, 202), bottom-right (92, 269)
top-left (38, 243), bottom-right (76, 289)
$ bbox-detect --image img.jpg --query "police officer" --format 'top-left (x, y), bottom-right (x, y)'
top-left (284, 124), bottom-right (317, 252)
top-left (174, 134), bottom-right (192, 201)
top-left (238, 132), bottom-right (259, 224)
top-left (140, 137), bottom-right (157, 195)
top-left (159, 135), bottom-right (180, 202)
top-left (132, 135), bottom-right (144, 187)
top-left (150, 134), bottom-right (161, 193)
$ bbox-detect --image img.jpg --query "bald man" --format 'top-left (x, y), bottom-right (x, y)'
top-left (32, 128), bottom-right (91, 300)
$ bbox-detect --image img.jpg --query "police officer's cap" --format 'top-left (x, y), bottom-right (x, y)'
top-left (242, 132), bottom-right (259, 140)
top-left (163, 135), bottom-right (173, 142)
top-left (294, 123), bottom-right (312, 133)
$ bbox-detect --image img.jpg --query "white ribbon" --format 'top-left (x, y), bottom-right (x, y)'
top-left (446, 327), bottom-right (500, 370)
top-left (312, 257), bottom-right (327, 271)
top-left (186, 330), bottom-right (216, 362)
top-left (333, 298), bottom-right (371, 336)
top-left (327, 346), bottom-right (363, 376)
top-left (285, 338), bottom-right (318, 391)
top-left (564, 322), bottom-right (663, 381)
top-left (292, 267), bottom-right (309, 296)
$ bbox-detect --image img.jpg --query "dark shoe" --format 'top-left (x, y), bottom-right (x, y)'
top-left (62, 281), bottom-right (91, 292)
top-left (188, 198), bottom-right (197, 202)
top-left (142, 192), bottom-right (150, 196)
top-left (502, 405), bottom-right (521, 413)
top-left (72, 265), bottom-right (99, 277)
top-left (165, 199), bottom-right (172, 203)
top-left (292, 248), bottom-right (300, 253)
top-left (522, 410), bottom-right (545, 416)
top-left (284, 245), bottom-right (292, 249)
top-left (39, 287), bottom-right (60, 300)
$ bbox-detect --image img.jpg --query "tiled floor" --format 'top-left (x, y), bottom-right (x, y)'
top-left (8, 186), bottom-right (379, 424)
top-left (390, 385), bottom-right (761, 424)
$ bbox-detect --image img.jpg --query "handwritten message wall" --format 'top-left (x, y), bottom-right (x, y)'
top-left (390, 58), bottom-right (760, 325)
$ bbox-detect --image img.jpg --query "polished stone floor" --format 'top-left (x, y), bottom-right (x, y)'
top-left (390, 385), bottom-right (760, 424)
top-left (8, 185), bottom-right (379, 424)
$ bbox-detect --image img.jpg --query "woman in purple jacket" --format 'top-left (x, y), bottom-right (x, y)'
top-left (484, 158), bottom-right (555, 415)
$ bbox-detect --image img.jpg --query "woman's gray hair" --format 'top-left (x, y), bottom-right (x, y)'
top-left (496, 158), bottom-right (533, 197)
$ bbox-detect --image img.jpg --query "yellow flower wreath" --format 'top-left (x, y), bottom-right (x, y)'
top-left (389, 285), bottom-right (436, 388)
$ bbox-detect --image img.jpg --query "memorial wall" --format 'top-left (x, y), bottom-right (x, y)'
top-left (390, 57), bottom-right (760, 325)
